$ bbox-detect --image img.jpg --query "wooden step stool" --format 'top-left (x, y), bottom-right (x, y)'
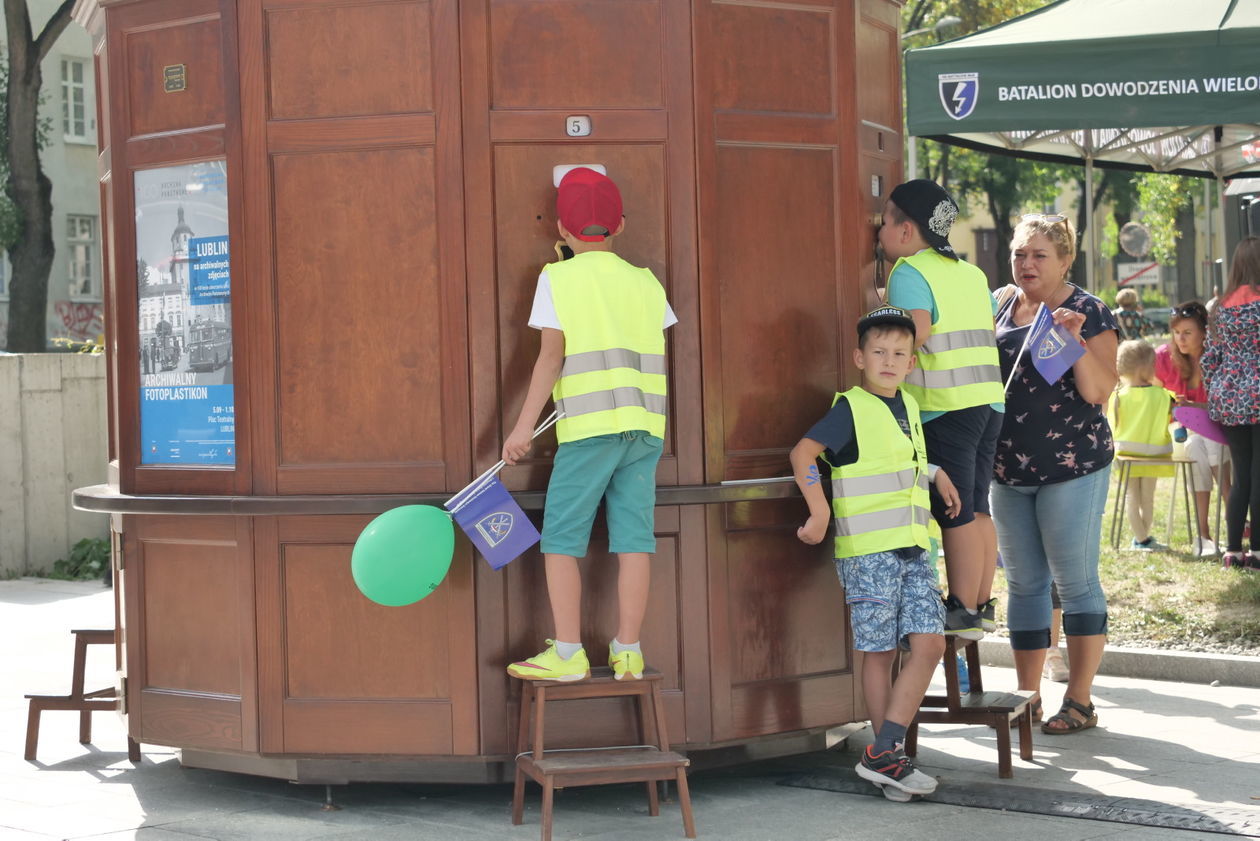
top-left (904, 637), bottom-right (1037, 778)
top-left (25, 629), bottom-right (140, 763)
top-left (511, 666), bottom-right (696, 841)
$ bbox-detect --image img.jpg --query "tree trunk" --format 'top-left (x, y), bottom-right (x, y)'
top-left (1174, 200), bottom-right (1197, 304)
top-left (988, 191), bottom-right (1013, 288)
top-left (4, 0), bottom-right (75, 352)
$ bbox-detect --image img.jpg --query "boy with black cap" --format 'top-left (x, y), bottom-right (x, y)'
top-left (791, 305), bottom-right (960, 801)
top-left (881, 179), bottom-right (1004, 643)
top-left (502, 167), bottom-right (678, 683)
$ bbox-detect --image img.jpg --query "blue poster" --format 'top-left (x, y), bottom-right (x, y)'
top-left (188, 236), bottom-right (230, 305)
top-left (135, 162), bottom-right (234, 465)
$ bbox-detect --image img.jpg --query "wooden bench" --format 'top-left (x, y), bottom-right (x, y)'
top-left (25, 629), bottom-right (139, 763)
top-left (512, 666), bottom-right (696, 841)
top-left (904, 637), bottom-right (1037, 778)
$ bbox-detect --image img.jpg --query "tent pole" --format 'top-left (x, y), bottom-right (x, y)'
top-left (1204, 179), bottom-right (1213, 299)
top-left (1084, 131), bottom-right (1096, 291)
top-left (908, 135), bottom-right (917, 180)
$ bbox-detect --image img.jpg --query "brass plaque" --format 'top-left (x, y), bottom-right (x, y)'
top-left (163, 64), bottom-right (186, 93)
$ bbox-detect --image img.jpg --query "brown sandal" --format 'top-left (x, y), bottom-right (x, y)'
top-left (1041, 697), bottom-right (1097, 734)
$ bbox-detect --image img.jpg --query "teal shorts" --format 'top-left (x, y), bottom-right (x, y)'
top-left (542, 431), bottom-right (663, 557)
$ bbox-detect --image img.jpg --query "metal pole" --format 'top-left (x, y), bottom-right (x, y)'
top-left (1084, 131), bottom-right (1096, 291)
top-left (1204, 179), bottom-right (1213, 299)
top-left (908, 136), bottom-right (918, 180)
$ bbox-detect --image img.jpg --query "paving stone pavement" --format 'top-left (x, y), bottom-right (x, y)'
top-left (3, 578), bottom-right (1258, 841)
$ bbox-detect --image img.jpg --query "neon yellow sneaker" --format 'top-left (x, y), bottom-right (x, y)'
top-left (608, 644), bottom-right (644, 681)
top-left (506, 641), bottom-right (590, 682)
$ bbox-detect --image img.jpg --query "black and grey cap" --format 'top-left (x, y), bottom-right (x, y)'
top-left (889, 179), bottom-right (959, 259)
top-left (857, 305), bottom-right (916, 340)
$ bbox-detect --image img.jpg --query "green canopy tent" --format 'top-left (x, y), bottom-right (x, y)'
top-left (904, 0), bottom-right (1260, 287)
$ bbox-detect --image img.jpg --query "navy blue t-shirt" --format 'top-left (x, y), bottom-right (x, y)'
top-left (994, 285), bottom-right (1117, 485)
top-left (804, 391), bottom-right (911, 465)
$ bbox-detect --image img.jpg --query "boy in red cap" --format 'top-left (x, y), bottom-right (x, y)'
top-left (503, 167), bottom-right (677, 682)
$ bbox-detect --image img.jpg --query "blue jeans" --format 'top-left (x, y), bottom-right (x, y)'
top-left (990, 465), bottom-right (1111, 650)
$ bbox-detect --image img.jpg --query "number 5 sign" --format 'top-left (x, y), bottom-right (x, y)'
top-left (566, 115), bottom-right (592, 137)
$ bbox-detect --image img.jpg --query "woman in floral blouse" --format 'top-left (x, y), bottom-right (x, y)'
top-left (1202, 237), bottom-right (1260, 570)
top-left (991, 214), bottom-right (1118, 735)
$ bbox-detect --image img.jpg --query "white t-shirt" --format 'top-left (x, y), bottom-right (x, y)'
top-left (528, 269), bottom-right (679, 331)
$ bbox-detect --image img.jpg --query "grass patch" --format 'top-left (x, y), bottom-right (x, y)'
top-left (979, 471), bottom-right (1260, 655)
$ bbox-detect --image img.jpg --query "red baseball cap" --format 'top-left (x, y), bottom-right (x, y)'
top-left (557, 167), bottom-right (623, 242)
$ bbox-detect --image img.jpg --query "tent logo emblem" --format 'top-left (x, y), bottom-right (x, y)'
top-left (475, 512), bottom-right (514, 547)
top-left (938, 73), bottom-right (979, 120)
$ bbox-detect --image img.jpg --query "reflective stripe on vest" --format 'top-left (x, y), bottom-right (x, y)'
top-left (905, 364), bottom-right (1003, 390)
top-left (892, 250), bottom-right (1003, 411)
top-left (832, 467), bottom-right (929, 498)
top-left (561, 348), bottom-right (667, 378)
top-left (556, 388), bottom-right (668, 420)
top-left (1109, 385), bottom-right (1174, 461)
top-left (834, 505), bottom-right (932, 537)
top-left (828, 387), bottom-right (932, 557)
top-left (548, 252), bottom-right (668, 443)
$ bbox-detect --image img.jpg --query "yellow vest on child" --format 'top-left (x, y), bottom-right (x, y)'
top-left (1108, 385), bottom-right (1175, 478)
top-left (548, 252), bottom-right (668, 443)
top-left (827, 387), bottom-right (932, 558)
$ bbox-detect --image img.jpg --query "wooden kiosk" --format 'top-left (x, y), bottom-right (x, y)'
top-left (72, 0), bottom-right (906, 783)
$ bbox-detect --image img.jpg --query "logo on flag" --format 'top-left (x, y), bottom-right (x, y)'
top-left (1026, 303), bottom-right (1085, 386)
top-left (475, 511), bottom-right (515, 547)
top-left (938, 73), bottom-right (979, 120)
top-left (1036, 327), bottom-right (1068, 360)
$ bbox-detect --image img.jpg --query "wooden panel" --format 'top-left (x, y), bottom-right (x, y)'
top-left (272, 147), bottom-right (444, 476)
top-left (724, 518), bottom-right (847, 684)
top-left (856, 6), bottom-right (899, 131)
top-left (490, 143), bottom-right (676, 490)
top-left (714, 144), bottom-right (840, 479)
top-left (140, 530), bottom-right (241, 693)
top-left (283, 544), bottom-right (450, 698)
top-left (254, 515), bottom-right (477, 755)
top-left (712, 2), bottom-right (834, 116)
top-left (137, 689), bottom-right (242, 749)
top-left (729, 673), bottom-right (854, 739)
top-left (126, 18), bottom-right (224, 137)
top-left (489, 0), bottom-right (664, 109)
top-left (283, 701), bottom-right (453, 754)
top-left (266, 1), bottom-right (434, 120)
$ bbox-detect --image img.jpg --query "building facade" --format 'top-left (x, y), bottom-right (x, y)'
top-left (1, 0), bottom-right (101, 347)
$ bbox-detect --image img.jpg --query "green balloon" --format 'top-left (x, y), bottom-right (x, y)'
top-left (352, 505), bottom-right (454, 606)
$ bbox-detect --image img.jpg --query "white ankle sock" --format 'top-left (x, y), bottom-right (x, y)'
top-left (611, 638), bottom-right (641, 655)
top-left (555, 641), bottom-right (583, 660)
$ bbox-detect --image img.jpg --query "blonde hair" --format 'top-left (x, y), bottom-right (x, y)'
top-left (1116, 338), bottom-right (1155, 380)
top-left (1012, 215), bottom-right (1077, 265)
top-left (1115, 287), bottom-right (1139, 309)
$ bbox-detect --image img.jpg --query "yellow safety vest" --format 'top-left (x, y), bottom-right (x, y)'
top-left (828, 387), bottom-right (932, 558)
top-left (893, 250), bottom-right (1004, 411)
top-left (548, 252), bottom-right (668, 443)
top-left (1108, 385), bottom-right (1174, 477)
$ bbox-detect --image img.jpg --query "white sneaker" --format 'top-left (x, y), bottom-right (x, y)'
top-left (879, 783), bottom-right (914, 802)
top-left (1043, 648), bottom-right (1069, 682)
top-left (1196, 536), bottom-right (1218, 557)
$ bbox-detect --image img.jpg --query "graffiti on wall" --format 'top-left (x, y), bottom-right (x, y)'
top-left (53, 301), bottom-right (105, 343)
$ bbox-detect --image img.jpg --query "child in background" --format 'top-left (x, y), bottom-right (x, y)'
top-left (1108, 339), bottom-right (1175, 551)
top-left (1112, 287), bottom-right (1153, 341)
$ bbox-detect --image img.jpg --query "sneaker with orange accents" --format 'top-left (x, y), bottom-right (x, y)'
top-left (608, 644), bottom-right (644, 681)
top-left (506, 641), bottom-right (590, 682)
top-left (856, 745), bottom-right (937, 796)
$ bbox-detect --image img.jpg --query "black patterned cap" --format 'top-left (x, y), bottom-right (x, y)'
top-left (857, 305), bottom-right (916, 340)
top-left (890, 179), bottom-right (959, 259)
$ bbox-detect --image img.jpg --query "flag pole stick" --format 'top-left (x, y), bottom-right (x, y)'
top-left (445, 411), bottom-right (564, 511)
top-left (1003, 303), bottom-right (1044, 395)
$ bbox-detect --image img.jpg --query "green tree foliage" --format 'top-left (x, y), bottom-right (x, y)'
top-left (1135, 173), bottom-right (1194, 264)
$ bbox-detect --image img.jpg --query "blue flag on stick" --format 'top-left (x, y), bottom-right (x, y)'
top-left (445, 477), bottom-right (540, 569)
top-left (1026, 303), bottom-right (1085, 386)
